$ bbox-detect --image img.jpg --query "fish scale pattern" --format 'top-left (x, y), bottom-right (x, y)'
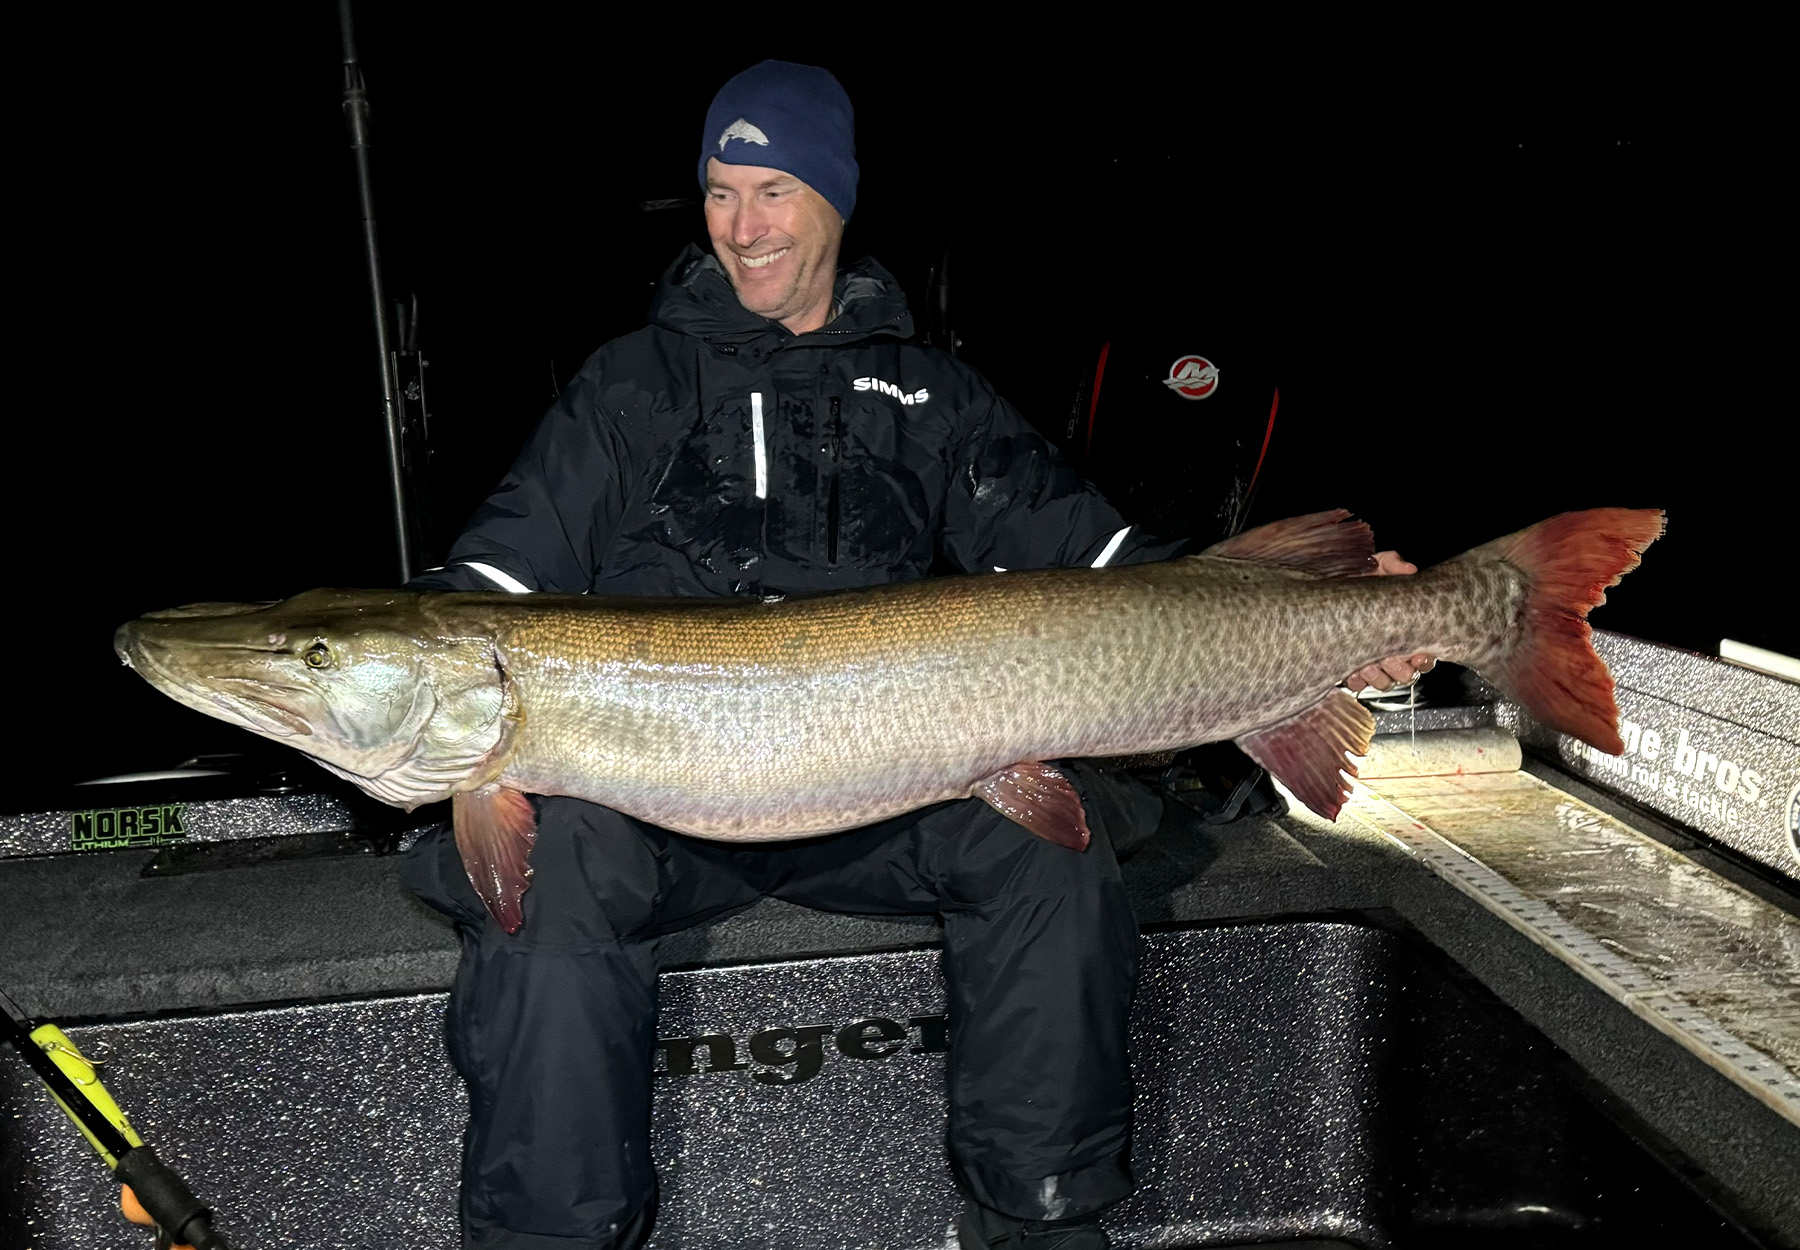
top-left (476, 550), bottom-right (1526, 840)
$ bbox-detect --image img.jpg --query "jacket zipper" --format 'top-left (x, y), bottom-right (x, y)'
top-left (825, 396), bottom-right (841, 565)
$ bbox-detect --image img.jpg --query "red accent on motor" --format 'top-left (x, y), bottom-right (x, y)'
top-left (1246, 387), bottom-right (1279, 500)
top-left (1084, 340), bottom-right (1112, 456)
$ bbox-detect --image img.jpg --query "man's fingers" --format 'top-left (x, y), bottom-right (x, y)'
top-left (1371, 550), bottom-right (1418, 577)
top-left (1379, 656), bottom-right (1415, 685)
top-left (1347, 653), bottom-right (1438, 693)
top-left (121, 1186), bottom-right (155, 1227)
top-left (121, 1187), bottom-right (197, 1250)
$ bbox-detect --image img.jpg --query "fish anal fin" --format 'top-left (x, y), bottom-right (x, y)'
top-left (974, 762), bottom-right (1091, 851)
top-left (1235, 690), bottom-right (1376, 820)
top-left (453, 785), bottom-right (539, 934)
top-left (1200, 509), bottom-right (1376, 578)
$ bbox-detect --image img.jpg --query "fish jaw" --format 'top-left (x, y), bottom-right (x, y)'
top-left (116, 590), bottom-right (520, 810)
top-left (116, 610), bottom-right (429, 776)
top-left (117, 619), bottom-right (321, 740)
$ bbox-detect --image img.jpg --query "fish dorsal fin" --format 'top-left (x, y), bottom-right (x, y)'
top-left (1234, 690), bottom-right (1375, 820)
top-left (973, 762), bottom-right (1091, 850)
top-left (1200, 509), bottom-right (1376, 578)
top-left (453, 785), bottom-right (539, 933)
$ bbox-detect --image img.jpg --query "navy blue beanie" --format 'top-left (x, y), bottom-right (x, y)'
top-left (698, 60), bottom-right (858, 221)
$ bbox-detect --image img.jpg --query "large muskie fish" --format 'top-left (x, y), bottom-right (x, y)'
top-left (116, 508), bottom-right (1662, 932)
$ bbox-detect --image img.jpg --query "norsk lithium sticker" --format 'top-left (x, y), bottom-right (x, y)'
top-left (70, 804), bottom-right (188, 851)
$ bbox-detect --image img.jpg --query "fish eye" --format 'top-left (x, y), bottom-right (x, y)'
top-left (302, 642), bottom-right (332, 670)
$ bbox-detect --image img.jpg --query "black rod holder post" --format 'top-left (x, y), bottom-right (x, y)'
top-left (339, 0), bottom-right (415, 583)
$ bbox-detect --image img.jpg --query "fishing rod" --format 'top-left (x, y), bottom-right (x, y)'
top-left (339, 0), bottom-right (418, 584)
top-left (1, 986), bottom-right (232, 1250)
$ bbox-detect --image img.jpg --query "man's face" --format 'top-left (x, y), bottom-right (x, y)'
top-left (704, 158), bottom-right (844, 335)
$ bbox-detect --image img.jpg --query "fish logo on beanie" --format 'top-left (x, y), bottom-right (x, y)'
top-left (699, 60), bottom-right (859, 222)
top-left (718, 119), bottom-right (771, 149)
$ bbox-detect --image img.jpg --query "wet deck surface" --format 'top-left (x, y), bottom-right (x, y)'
top-left (1348, 768), bottom-right (1800, 1119)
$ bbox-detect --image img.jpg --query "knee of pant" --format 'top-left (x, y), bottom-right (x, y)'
top-left (398, 821), bottom-right (487, 929)
top-left (936, 808), bottom-right (1125, 909)
top-left (1014, 821), bottom-right (1126, 899)
top-left (402, 799), bottom-right (665, 945)
top-left (513, 797), bottom-right (666, 944)
top-left (1067, 762), bottom-right (1164, 858)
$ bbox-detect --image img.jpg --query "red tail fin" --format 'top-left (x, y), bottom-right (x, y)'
top-left (1476, 508), bottom-right (1665, 755)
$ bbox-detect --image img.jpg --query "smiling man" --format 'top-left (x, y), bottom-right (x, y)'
top-left (704, 161), bottom-right (841, 330)
top-left (700, 65), bottom-right (854, 334)
top-left (400, 60), bottom-right (1424, 1250)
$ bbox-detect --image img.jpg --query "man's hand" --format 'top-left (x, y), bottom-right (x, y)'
top-left (121, 1185), bottom-right (196, 1250)
top-left (1345, 551), bottom-right (1438, 693)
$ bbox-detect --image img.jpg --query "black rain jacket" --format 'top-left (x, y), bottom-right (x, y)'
top-left (415, 245), bottom-right (1179, 598)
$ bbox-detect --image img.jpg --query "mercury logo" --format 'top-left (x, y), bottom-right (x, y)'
top-left (717, 118), bottom-right (770, 150)
top-left (853, 376), bottom-right (930, 406)
top-left (1165, 355), bottom-right (1220, 400)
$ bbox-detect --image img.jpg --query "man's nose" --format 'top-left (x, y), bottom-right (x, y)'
top-left (731, 202), bottom-right (768, 248)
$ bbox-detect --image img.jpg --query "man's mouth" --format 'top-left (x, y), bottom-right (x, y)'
top-left (738, 247), bottom-right (791, 270)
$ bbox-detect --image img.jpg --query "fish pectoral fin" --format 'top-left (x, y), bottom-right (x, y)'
top-left (973, 762), bottom-right (1091, 851)
top-left (452, 786), bottom-right (539, 934)
top-left (1235, 690), bottom-right (1376, 821)
top-left (1198, 509), bottom-right (1376, 578)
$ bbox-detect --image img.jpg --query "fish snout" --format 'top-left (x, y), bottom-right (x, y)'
top-left (111, 619), bottom-right (161, 670)
top-left (140, 601), bottom-right (275, 621)
top-left (113, 614), bottom-right (235, 681)
top-left (114, 618), bottom-right (187, 680)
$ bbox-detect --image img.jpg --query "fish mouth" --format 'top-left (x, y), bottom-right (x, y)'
top-left (117, 626), bottom-right (315, 739)
top-left (204, 678), bottom-right (316, 737)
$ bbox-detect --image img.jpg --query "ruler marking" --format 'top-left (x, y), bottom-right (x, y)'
top-left (1346, 788), bottom-right (1800, 1126)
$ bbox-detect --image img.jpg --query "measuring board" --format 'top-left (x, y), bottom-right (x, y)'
top-left (1344, 782), bottom-right (1800, 1126)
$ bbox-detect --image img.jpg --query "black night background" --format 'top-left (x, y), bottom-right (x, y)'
top-left (14, 13), bottom-right (1790, 797)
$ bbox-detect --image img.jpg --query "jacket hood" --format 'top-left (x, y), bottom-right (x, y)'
top-left (648, 244), bottom-right (915, 348)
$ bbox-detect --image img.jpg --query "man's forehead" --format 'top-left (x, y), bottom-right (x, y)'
top-left (704, 158), bottom-right (808, 192)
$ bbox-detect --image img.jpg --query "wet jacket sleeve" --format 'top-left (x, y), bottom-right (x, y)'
top-left (408, 367), bottom-right (630, 595)
top-left (938, 385), bottom-right (1187, 573)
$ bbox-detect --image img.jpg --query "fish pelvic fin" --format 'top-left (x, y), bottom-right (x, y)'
top-left (1198, 509), bottom-right (1377, 578)
top-left (974, 762), bottom-right (1091, 850)
top-left (1235, 689), bottom-right (1376, 820)
top-left (453, 785), bottom-right (539, 933)
top-left (1467, 508), bottom-right (1665, 755)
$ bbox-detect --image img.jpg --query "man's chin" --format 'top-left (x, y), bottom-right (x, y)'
top-left (731, 282), bottom-right (798, 322)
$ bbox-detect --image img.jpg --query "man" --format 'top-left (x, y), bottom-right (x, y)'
top-left (399, 61), bottom-right (1428, 1250)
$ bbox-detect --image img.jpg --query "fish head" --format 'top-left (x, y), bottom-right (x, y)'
top-left (115, 589), bottom-right (517, 808)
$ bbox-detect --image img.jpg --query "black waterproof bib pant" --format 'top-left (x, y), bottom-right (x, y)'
top-left (401, 764), bottom-right (1155, 1249)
